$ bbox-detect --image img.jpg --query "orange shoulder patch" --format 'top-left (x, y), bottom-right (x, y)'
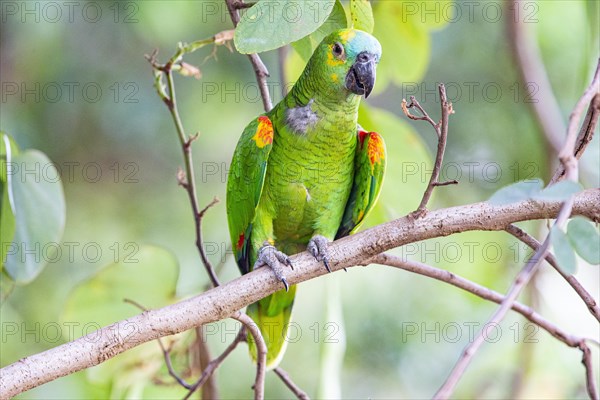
top-left (367, 132), bottom-right (385, 166)
top-left (252, 116), bottom-right (274, 148)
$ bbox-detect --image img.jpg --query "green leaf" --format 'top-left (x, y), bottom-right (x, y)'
top-left (550, 226), bottom-right (577, 274)
top-left (419, 0), bottom-right (454, 30)
top-left (4, 150), bottom-right (66, 284)
top-left (0, 270), bottom-right (15, 304)
top-left (372, 1), bottom-right (431, 95)
top-left (567, 217), bottom-right (600, 265)
top-left (1, 133), bottom-right (19, 271)
top-left (533, 180), bottom-right (582, 201)
top-left (350, 0), bottom-right (374, 33)
top-left (291, 0), bottom-right (347, 61)
top-left (235, 0), bottom-right (336, 54)
top-left (488, 179), bottom-right (544, 205)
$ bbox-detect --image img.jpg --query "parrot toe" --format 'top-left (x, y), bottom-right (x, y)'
top-left (254, 242), bottom-right (294, 291)
top-left (307, 235), bottom-right (332, 273)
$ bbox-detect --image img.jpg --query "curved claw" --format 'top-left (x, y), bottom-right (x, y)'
top-left (281, 277), bottom-right (289, 292)
top-left (308, 235), bottom-right (332, 273)
top-left (254, 242), bottom-right (293, 291)
top-left (323, 258), bottom-right (331, 273)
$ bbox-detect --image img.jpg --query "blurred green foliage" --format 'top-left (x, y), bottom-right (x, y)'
top-left (1, 0), bottom-right (598, 399)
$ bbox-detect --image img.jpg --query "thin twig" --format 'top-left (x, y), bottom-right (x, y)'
top-left (402, 84), bottom-right (456, 217)
top-left (559, 59), bottom-right (600, 182)
top-left (235, 312), bottom-right (267, 400)
top-left (506, 224), bottom-right (600, 321)
top-left (434, 230), bottom-right (552, 399)
top-left (193, 326), bottom-right (219, 399)
top-left (233, 0), bottom-right (256, 9)
top-left (166, 68), bottom-right (221, 288)
top-left (401, 96), bottom-right (438, 130)
top-left (579, 341), bottom-right (600, 400)
top-left (433, 57), bottom-right (600, 400)
top-left (195, 196), bottom-right (221, 287)
top-left (147, 37), bottom-right (231, 288)
top-left (224, 0), bottom-right (273, 112)
top-left (124, 299), bottom-right (194, 389)
top-left (376, 253), bottom-right (600, 400)
top-left (370, 254), bottom-right (588, 348)
top-left (551, 93), bottom-right (600, 184)
top-left (184, 326), bottom-right (246, 399)
top-left (274, 367), bottom-right (310, 400)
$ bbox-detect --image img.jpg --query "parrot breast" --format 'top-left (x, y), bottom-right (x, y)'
top-left (259, 100), bottom-right (358, 247)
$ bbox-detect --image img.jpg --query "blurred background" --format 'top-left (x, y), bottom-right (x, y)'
top-left (1, 0), bottom-right (599, 398)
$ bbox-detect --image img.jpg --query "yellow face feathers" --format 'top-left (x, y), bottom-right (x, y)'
top-left (338, 29), bottom-right (357, 43)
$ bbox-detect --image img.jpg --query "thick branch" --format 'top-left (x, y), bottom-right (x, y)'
top-left (1, 189), bottom-right (598, 398)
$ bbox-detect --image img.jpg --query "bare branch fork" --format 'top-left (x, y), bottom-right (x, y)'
top-left (402, 84), bottom-right (458, 217)
top-left (434, 59), bottom-right (600, 400)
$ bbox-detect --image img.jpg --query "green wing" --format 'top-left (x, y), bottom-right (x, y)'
top-left (226, 115), bottom-right (274, 274)
top-left (336, 129), bottom-right (386, 239)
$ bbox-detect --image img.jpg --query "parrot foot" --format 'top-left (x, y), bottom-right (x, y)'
top-left (308, 235), bottom-right (331, 273)
top-left (254, 242), bottom-right (294, 291)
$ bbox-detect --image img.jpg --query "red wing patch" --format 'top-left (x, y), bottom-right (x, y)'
top-left (252, 116), bottom-right (274, 148)
top-left (236, 232), bottom-right (245, 250)
top-left (358, 130), bottom-right (369, 146)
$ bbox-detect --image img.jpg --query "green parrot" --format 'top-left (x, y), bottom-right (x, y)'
top-left (226, 28), bottom-right (386, 368)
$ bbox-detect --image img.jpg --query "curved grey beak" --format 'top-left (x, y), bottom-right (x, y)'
top-left (345, 51), bottom-right (377, 98)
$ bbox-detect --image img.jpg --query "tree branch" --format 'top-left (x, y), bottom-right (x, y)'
top-left (506, 224), bottom-right (600, 321)
top-left (579, 341), bottom-right (600, 400)
top-left (274, 367), bottom-right (310, 400)
top-left (1, 189), bottom-right (598, 398)
top-left (370, 254), bottom-right (591, 348)
top-left (183, 328), bottom-right (244, 399)
top-left (550, 93), bottom-right (600, 184)
top-left (183, 312), bottom-right (266, 400)
top-left (559, 59), bottom-right (600, 182)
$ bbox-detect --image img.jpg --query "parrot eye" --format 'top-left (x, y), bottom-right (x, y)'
top-left (332, 42), bottom-right (344, 58)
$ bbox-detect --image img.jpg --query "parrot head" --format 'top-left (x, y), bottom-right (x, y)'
top-left (308, 28), bottom-right (382, 99)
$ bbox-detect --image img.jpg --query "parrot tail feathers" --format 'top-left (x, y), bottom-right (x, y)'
top-left (246, 286), bottom-right (296, 369)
